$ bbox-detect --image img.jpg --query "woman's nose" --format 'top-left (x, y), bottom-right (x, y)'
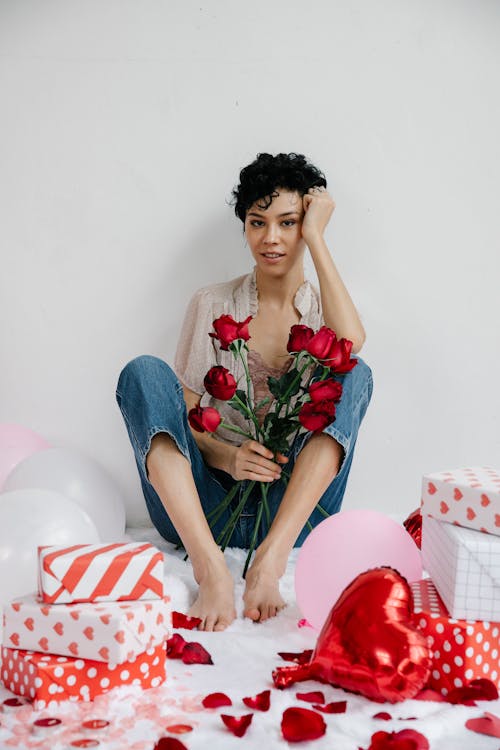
top-left (263, 223), bottom-right (280, 243)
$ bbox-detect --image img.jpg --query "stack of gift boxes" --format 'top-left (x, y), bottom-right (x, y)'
top-left (1, 542), bottom-right (172, 710)
top-left (411, 466), bottom-right (500, 695)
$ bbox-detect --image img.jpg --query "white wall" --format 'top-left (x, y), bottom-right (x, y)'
top-left (1, 0), bottom-right (499, 526)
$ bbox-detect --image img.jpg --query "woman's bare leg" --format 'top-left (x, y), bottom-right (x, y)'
top-left (243, 433), bottom-right (343, 622)
top-left (146, 433), bottom-right (236, 631)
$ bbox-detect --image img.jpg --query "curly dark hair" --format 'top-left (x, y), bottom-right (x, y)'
top-left (232, 152), bottom-right (327, 222)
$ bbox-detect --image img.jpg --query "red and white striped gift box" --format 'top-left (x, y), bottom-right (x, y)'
top-left (38, 543), bottom-right (164, 604)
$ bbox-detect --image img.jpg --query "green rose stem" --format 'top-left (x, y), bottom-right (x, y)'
top-left (242, 499), bottom-right (264, 579)
top-left (216, 480), bottom-right (256, 551)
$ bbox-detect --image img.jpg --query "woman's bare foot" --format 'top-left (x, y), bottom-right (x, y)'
top-left (189, 553), bottom-right (236, 632)
top-left (243, 550), bottom-right (287, 622)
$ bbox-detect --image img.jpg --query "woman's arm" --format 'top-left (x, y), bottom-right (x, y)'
top-left (301, 188), bottom-right (366, 353)
top-left (182, 385), bottom-right (285, 482)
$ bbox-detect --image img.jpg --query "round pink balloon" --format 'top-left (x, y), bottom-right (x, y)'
top-left (295, 509), bottom-right (422, 630)
top-left (0, 423), bottom-right (50, 491)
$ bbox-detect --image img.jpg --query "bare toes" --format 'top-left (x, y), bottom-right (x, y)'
top-left (244, 607), bottom-right (261, 622)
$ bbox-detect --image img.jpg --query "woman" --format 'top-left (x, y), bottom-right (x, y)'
top-left (116, 152), bottom-right (372, 632)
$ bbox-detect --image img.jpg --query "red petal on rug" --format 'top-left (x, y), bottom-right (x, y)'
top-left (202, 692), bottom-right (232, 708)
top-left (413, 688), bottom-right (446, 702)
top-left (447, 678), bottom-right (499, 705)
top-left (278, 650), bottom-right (313, 665)
top-left (242, 689), bottom-right (271, 711)
top-left (296, 691), bottom-right (325, 704)
top-left (181, 641), bottom-right (213, 665)
top-left (154, 738), bottom-right (188, 750)
top-left (165, 724), bottom-right (193, 734)
top-left (281, 707), bottom-right (327, 742)
top-left (366, 729), bottom-right (429, 750)
top-left (312, 701), bottom-right (347, 714)
top-left (221, 713), bottom-right (253, 737)
top-left (166, 633), bottom-right (186, 658)
top-left (172, 611), bottom-right (202, 630)
top-left (465, 712), bottom-right (500, 738)
top-left (373, 712), bottom-right (392, 720)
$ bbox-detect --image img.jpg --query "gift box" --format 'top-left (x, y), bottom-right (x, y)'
top-left (421, 466), bottom-right (500, 536)
top-left (3, 594), bottom-right (171, 663)
top-left (1, 642), bottom-right (166, 710)
top-left (421, 515), bottom-right (500, 621)
top-left (38, 542), bottom-right (164, 604)
top-left (411, 579), bottom-right (500, 695)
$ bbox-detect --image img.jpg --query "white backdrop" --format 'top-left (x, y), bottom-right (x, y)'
top-left (1, 0), bottom-right (499, 526)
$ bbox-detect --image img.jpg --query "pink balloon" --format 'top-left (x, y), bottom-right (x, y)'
top-left (0, 424), bottom-right (50, 491)
top-left (295, 509), bottom-right (422, 630)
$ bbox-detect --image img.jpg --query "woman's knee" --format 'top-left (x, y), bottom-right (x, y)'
top-left (116, 356), bottom-right (178, 403)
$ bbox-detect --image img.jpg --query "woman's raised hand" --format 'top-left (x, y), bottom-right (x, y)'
top-left (301, 186), bottom-right (335, 245)
top-left (229, 440), bottom-right (288, 482)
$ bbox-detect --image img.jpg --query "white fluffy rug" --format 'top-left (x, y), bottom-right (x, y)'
top-left (0, 525), bottom-right (499, 749)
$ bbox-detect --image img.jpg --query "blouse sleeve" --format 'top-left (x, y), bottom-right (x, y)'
top-left (174, 287), bottom-right (218, 395)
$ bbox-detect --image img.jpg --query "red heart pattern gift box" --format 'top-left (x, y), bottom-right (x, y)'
top-left (421, 466), bottom-right (500, 536)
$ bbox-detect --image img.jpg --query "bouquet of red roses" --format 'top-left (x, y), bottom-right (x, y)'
top-left (188, 314), bottom-right (357, 576)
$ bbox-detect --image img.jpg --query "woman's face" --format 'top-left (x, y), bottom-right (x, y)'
top-left (244, 190), bottom-right (306, 275)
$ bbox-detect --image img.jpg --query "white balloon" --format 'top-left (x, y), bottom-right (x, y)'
top-left (4, 447), bottom-right (126, 542)
top-left (0, 489), bottom-right (100, 606)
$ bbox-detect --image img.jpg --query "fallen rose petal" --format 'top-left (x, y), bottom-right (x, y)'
top-left (154, 738), bottom-right (188, 750)
top-left (447, 678), bottom-right (498, 705)
top-left (366, 729), bottom-right (430, 750)
top-left (172, 611), bottom-right (202, 630)
top-left (373, 712), bottom-right (392, 720)
top-left (242, 689), bottom-right (271, 711)
top-left (202, 692), bottom-right (232, 708)
top-left (182, 641), bottom-right (213, 665)
top-left (465, 712), bottom-right (500, 738)
top-left (281, 707), bottom-right (326, 742)
top-left (165, 724), bottom-right (193, 734)
top-left (166, 634), bottom-right (186, 659)
top-left (221, 713), bottom-right (253, 737)
top-left (278, 650), bottom-right (313, 665)
top-left (312, 701), bottom-right (347, 714)
top-left (296, 691), bottom-right (325, 704)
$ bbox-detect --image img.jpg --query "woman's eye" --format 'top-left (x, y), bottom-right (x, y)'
top-left (250, 220), bottom-right (265, 227)
top-left (282, 220), bottom-right (296, 227)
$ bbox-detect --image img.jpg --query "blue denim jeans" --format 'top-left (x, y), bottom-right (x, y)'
top-left (116, 356), bottom-right (372, 549)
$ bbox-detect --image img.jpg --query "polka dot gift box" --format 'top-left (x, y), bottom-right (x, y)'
top-left (421, 466), bottom-right (500, 536)
top-left (0, 642), bottom-right (166, 710)
top-left (411, 579), bottom-right (500, 695)
top-left (38, 542), bottom-right (164, 604)
top-left (2, 594), bottom-right (171, 664)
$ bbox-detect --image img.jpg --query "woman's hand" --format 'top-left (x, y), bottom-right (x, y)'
top-left (229, 440), bottom-right (288, 482)
top-left (301, 186), bottom-right (335, 246)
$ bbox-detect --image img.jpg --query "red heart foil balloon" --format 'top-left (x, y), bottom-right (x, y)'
top-left (273, 567), bottom-right (431, 703)
top-left (403, 508), bottom-right (422, 549)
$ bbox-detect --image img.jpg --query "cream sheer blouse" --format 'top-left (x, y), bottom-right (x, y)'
top-left (174, 267), bottom-right (323, 446)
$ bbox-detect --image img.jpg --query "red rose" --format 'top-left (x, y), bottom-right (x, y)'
top-left (203, 366), bottom-right (237, 400)
top-left (188, 405), bottom-right (221, 433)
top-left (306, 326), bottom-right (337, 361)
top-left (287, 325), bottom-right (315, 353)
top-left (298, 399), bottom-right (336, 432)
top-left (325, 338), bottom-right (358, 373)
top-left (209, 315), bottom-right (252, 351)
top-left (309, 379), bottom-right (343, 403)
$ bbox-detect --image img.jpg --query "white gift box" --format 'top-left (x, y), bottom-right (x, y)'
top-left (38, 542), bottom-right (164, 604)
top-left (421, 466), bottom-right (500, 536)
top-left (3, 594), bottom-right (172, 663)
top-left (421, 515), bottom-right (500, 621)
